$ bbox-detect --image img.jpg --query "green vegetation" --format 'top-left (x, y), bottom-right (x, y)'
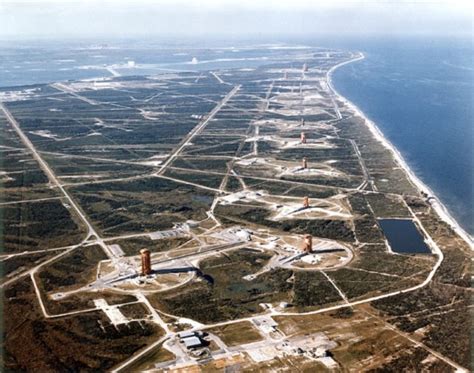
top-left (69, 178), bottom-right (214, 237)
top-left (206, 322), bottom-right (263, 346)
top-left (416, 213), bottom-right (471, 287)
top-left (119, 303), bottom-right (151, 319)
top-left (0, 252), bottom-right (52, 279)
top-left (328, 268), bottom-right (398, 300)
top-left (2, 200), bottom-right (85, 253)
top-left (349, 194), bottom-right (384, 244)
top-left (1, 49), bottom-right (469, 373)
top-left (38, 245), bottom-right (107, 292)
top-left (232, 178), bottom-right (336, 198)
top-left (42, 290), bottom-right (137, 316)
top-left (225, 176), bottom-right (243, 192)
top-left (2, 280), bottom-right (163, 372)
top-left (349, 251), bottom-right (434, 277)
top-left (150, 250), bottom-right (292, 323)
top-left (216, 204), bottom-right (354, 242)
top-left (106, 236), bottom-right (190, 256)
top-left (171, 157), bottom-right (229, 173)
top-left (293, 271), bottom-right (342, 307)
top-left (126, 346), bottom-right (175, 371)
top-left (372, 284), bottom-right (470, 368)
top-left (368, 348), bottom-right (452, 372)
top-left (163, 168), bottom-right (223, 189)
top-left (365, 193), bottom-right (411, 218)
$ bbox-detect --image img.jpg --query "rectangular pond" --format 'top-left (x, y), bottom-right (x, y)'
top-left (378, 219), bottom-right (431, 254)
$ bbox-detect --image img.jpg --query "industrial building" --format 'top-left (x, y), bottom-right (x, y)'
top-left (182, 336), bottom-right (204, 349)
top-left (178, 331), bottom-right (206, 350)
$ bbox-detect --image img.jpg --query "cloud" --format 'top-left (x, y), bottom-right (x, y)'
top-left (1, 0), bottom-right (472, 40)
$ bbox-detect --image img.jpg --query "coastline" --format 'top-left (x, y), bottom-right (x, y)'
top-left (327, 53), bottom-right (473, 249)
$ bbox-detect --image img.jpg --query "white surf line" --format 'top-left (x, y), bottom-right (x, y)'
top-left (321, 270), bottom-right (349, 303)
top-left (156, 84), bottom-right (241, 176)
top-left (327, 54), bottom-right (473, 249)
top-left (326, 53), bottom-right (364, 121)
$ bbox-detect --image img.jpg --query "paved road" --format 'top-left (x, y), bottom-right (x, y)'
top-left (211, 72), bottom-right (225, 84)
top-left (0, 196), bottom-right (63, 206)
top-left (349, 139), bottom-right (376, 191)
top-left (1, 102), bottom-right (115, 260)
top-left (156, 85), bottom-right (241, 176)
top-left (111, 55), bottom-right (468, 372)
top-left (51, 82), bottom-right (100, 105)
top-left (1, 57), bottom-right (467, 373)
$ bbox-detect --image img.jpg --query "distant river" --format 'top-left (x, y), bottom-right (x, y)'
top-left (329, 36), bottom-right (473, 235)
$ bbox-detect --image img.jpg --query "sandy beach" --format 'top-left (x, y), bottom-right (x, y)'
top-left (327, 53), bottom-right (473, 249)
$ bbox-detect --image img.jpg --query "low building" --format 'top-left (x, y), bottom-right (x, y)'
top-left (182, 336), bottom-right (204, 349)
top-left (178, 331), bottom-right (195, 339)
top-left (253, 316), bottom-right (278, 334)
top-left (178, 331), bottom-right (206, 349)
top-left (319, 356), bottom-right (339, 369)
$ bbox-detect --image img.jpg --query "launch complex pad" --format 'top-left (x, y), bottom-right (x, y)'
top-left (1, 45), bottom-right (470, 372)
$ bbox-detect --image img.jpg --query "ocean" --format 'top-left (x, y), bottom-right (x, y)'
top-left (328, 36), bottom-right (473, 235)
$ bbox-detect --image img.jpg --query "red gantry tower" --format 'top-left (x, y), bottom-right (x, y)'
top-left (303, 234), bottom-right (313, 253)
top-left (140, 249), bottom-right (152, 276)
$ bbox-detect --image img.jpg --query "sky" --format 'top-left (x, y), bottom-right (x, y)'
top-left (0, 0), bottom-right (472, 40)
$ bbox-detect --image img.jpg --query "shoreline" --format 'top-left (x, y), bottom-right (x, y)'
top-left (327, 53), bottom-right (473, 249)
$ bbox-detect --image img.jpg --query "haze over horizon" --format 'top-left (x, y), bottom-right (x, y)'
top-left (1, 0), bottom-right (472, 41)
